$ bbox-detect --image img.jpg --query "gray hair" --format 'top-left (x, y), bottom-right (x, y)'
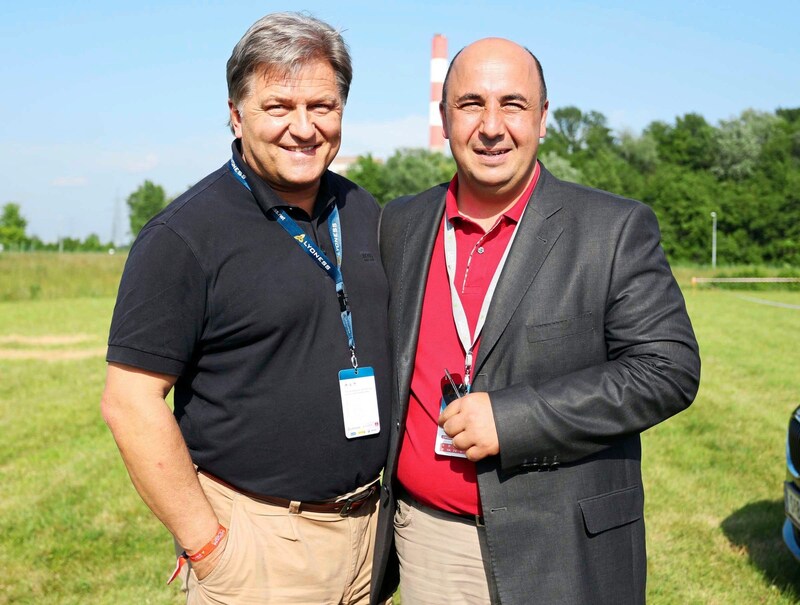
top-left (442, 46), bottom-right (547, 110)
top-left (227, 12), bottom-right (353, 110)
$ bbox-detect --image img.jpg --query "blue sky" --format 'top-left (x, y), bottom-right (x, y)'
top-left (1, 0), bottom-right (797, 243)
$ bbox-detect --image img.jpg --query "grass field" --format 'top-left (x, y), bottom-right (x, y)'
top-left (1, 257), bottom-right (799, 603)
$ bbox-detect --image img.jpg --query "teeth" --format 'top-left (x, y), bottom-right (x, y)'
top-left (287, 146), bottom-right (316, 152)
top-left (479, 150), bottom-right (505, 155)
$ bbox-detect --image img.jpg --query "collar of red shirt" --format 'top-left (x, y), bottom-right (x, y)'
top-left (444, 161), bottom-right (541, 226)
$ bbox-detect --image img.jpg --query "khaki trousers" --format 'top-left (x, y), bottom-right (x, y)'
top-left (185, 472), bottom-right (381, 605)
top-left (394, 495), bottom-right (495, 605)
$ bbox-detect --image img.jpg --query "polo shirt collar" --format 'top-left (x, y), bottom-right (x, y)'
top-left (230, 140), bottom-right (336, 220)
top-left (444, 161), bottom-right (541, 226)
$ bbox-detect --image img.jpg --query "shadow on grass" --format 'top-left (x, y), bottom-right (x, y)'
top-left (721, 499), bottom-right (800, 598)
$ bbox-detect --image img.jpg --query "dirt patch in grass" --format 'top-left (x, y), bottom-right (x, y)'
top-left (0, 334), bottom-right (104, 360)
top-left (0, 347), bottom-right (107, 361)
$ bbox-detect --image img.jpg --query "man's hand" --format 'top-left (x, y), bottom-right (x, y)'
top-left (438, 392), bottom-right (500, 461)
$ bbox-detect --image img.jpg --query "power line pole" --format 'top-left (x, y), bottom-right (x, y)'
top-left (710, 211), bottom-right (717, 269)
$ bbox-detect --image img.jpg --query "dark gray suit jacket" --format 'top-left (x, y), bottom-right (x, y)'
top-left (371, 166), bottom-right (701, 605)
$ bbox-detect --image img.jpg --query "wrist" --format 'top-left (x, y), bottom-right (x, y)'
top-left (185, 524), bottom-right (227, 560)
top-left (167, 523), bottom-right (227, 585)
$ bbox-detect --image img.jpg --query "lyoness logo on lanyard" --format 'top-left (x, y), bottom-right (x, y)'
top-left (228, 158), bottom-right (380, 439)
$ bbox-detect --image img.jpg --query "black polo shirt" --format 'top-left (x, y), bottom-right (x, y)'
top-left (107, 142), bottom-right (391, 501)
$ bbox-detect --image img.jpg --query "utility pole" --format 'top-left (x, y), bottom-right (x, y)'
top-left (710, 211), bottom-right (717, 269)
top-left (111, 191), bottom-right (121, 247)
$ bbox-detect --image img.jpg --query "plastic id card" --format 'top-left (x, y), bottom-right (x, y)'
top-left (339, 367), bottom-right (381, 439)
top-left (434, 397), bottom-right (468, 458)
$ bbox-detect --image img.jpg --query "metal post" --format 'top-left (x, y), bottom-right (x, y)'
top-left (710, 212), bottom-right (717, 269)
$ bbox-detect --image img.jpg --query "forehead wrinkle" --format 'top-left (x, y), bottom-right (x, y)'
top-left (260, 90), bottom-right (339, 102)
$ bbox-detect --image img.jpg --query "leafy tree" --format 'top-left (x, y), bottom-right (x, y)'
top-left (639, 165), bottom-right (721, 263)
top-left (546, 106), bottom-right (614, 158)
top-left (647, 113), bottom-right (718, 170)
top-left (344, 154), bottom-right (390, 203)
top-left (342, 107), bottom-right (800, 265)
top-left (383, 149), bottom-right (456, 202)
top-left (711, 109), bottom-right (779, 180)
top-left (618, 130), bottom-right (660, 174)
top-left (0, 203), bottom-right (28, 249)
top-left (539, 151), bottom-right (582, 183)
top-left (81, 233), bottom-right (107, 252)
top-left (547, 106), bottom-right (584, 155)
top-left (127, 181), bottom-right (168, 236)
top-left (346, 149), bottom-right (455, 205)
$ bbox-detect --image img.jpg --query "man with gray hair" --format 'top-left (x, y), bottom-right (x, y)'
top-left (102, 12), bottom-right (391, 604)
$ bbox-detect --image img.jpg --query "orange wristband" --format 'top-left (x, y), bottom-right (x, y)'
top-left (167, 524), bottom-right (227, 585)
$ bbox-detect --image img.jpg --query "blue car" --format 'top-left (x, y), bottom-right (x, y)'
top-left (784, 405), bottom-right (800, 560)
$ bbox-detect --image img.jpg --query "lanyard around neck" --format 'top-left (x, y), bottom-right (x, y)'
top-left (228, 158), bottom-right (358, 369)
top-left (442, 206), bottom-right (527, 386)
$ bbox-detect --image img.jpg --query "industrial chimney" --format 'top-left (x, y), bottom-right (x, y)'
top-left (429, 34), bottom-right (448, 152)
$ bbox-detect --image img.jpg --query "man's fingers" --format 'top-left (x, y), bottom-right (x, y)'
top-left (438, 399), bottom-right (461, 426)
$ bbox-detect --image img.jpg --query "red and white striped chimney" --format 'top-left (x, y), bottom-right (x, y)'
top-left (429, 34), bottom-right (448, 152)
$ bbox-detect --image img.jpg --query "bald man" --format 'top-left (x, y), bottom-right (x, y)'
top-left (371, 38), bottom-right (700, 604)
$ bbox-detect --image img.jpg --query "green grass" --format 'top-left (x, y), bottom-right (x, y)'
top-left (0, 298), bottom-right (182, 605)
top-left (1, 257), bottom-right (799, 603)
top-left (0, 252), bottom-right (126, 301)
top-left (642, 286), bottom-right (800, 604)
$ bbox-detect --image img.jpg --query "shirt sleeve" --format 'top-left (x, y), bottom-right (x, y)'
top-left (106, 224), bottom-right (207, 376)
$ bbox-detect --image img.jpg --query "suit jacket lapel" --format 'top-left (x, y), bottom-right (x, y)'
top-left (474, 168), bottom-right (565, 376)
top-left (394, 189), bottom-right (445, 409)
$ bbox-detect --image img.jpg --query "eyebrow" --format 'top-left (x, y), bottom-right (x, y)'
top-left (499, 93), bottom-right (530, 104)
top-left (452, 92), bottom-right (531, 105)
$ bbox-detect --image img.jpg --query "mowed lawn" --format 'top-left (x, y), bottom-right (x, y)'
top-left (1, 275), bottom-right (799, 603)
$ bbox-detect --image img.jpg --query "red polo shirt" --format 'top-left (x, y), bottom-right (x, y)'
top-left (397, 164), bottom-right (540, 516)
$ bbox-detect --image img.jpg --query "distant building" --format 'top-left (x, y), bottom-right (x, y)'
top-left (329, 155), bottom-right (359, 175)
top-left (333, 33), bottom-right (450, 168)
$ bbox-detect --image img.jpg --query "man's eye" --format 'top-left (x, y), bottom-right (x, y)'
top-left (504, 103), bottom-right (525, 112)
top-left (459, 102), bottom-right (482, 112)
top-left (266, 105), bottom-right (289, 116)
top-left (310, 104), bottom-right (333, 115)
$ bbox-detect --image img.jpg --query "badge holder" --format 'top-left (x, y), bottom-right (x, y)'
top-left (339, 366), bottom-right (381, 439)
top-left (434, 369), bottom-right (468, 458)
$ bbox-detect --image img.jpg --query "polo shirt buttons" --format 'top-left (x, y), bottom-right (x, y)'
top-left (477, 246), bottom-right (485, 254)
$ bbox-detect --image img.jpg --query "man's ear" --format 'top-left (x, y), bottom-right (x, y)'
top-left (228, 100), bottom-right (243, 138)
top-left (439, 102), bottom-right (449, 140)
top-left (539, 99), bottom-right (549, 139)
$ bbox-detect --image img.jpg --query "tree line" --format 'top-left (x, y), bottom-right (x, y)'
top-left (0, 181), bottom-right (169, 253)
top-left (3, 106), bottom-right (797, 264)
top-left (346, 106), bottom-right (800, 266)
top-left (0, 203), bottom-right (116, 253)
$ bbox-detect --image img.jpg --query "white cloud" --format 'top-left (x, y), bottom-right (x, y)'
top-left (122, 152), bottom-right (159, 173)
top-left (96, 151), bottom-right (161, 173)
top-left (51, 176), bottom-right (88, 187)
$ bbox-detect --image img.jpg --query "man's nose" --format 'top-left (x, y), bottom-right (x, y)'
top-left (289, 108), bottom-right (315, 139)
top-left (479, 105), bottom-right (505, 139)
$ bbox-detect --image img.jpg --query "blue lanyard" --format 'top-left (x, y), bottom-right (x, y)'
top-left (228, 158), bottom-right (358, 368)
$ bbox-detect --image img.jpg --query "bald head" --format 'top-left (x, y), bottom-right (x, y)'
top-left (442, 38), bottom-right (547, 110)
